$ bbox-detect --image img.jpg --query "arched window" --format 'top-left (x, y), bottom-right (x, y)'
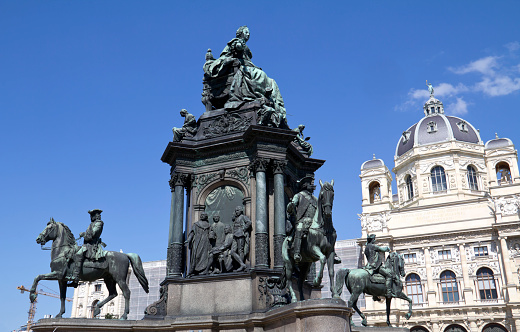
top-left (369, 182), bottom-right (381, 203)
top-left (406, 175), bottom-right (414, 200)
top-left (90, 299), bottom-right (99, 318)
top-left (431, 166), bottom-right (447, 192)
top-left (482, 323), bottom-right (508, 332)
top-left (467, 166), bottom-right (479, 190)
top-left (496, 162), bottom-right (512, 185)
top-left (405, 273), bottom-right (423, 304)
top-left (444, 325), bottom-right (467, 332)
top-left (477, 267), bottom-right (498, 300)
top-left (440, 270), bottom-right (459, 302)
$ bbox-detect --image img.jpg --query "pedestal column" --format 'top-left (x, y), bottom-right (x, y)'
top-left (459, 243), bottom-right (474, 304)
top-left (167, 172), bottom-right (189, 277)
top-left (423, 247), bottom-right (437, 305)
top-left (273, 160), bottom-right (287, 269)
top-left (252, 158), bottom-right (269, 268)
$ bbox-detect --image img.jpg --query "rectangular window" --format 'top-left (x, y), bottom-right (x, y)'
top-left (94, 284), bottom-right (102, 292)
top-left (474, 246), bottom-right (488, 257)
top-left (438, 250), bottom-right (451, 260)
top-left (404, 253), bottom-right (417, 264)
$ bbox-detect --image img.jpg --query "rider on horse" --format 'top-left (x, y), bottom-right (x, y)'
top-left (69, 209), bottom-right (106, 286)
top-left (364, 234), bottom-right (394, 297)
top-left (286, 176), bottom-right (318, 263)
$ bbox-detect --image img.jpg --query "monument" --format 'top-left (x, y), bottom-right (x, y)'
top-left (31, 26), bottom-right (353, 331)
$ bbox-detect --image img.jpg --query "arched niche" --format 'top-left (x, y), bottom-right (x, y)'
top-left (201, 182), bottom-right (246, 226)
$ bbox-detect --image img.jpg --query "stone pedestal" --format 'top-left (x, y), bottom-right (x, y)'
top-left (32, 298), bottom-right (353, 332)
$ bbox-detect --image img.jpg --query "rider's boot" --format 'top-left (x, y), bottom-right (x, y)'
top-left (293, 230), bottom-right (303, 263)
top-left (69, 254), bottom-right (84, 287)
top-left (385, 277), bottom-right (394, 297)
top-left (334, 252), bottom-right (342, 264)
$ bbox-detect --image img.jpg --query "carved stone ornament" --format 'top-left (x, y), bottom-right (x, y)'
top-left (488, 195), bottom-right (520, 216)
top-left (359, 212), bottom-right (390, 232)
top-left (202, 112), bottom-right (253, 138)
top-left (193, 172), bottom-right (220, 191)
top-left (258, 275), bottom-right (290, 308)
top-left (226, 166), bottom-right (250, 185)
top-left (169, 172), bottom-right (190, 190)
top-left (272, 160), bottom-right (287, 174)
top-left (145, 285), bottom-right (167, 317)
top-left (508, 238), bottom-right (520, 257)
top-left (250, 157), bottom-right (269, 174)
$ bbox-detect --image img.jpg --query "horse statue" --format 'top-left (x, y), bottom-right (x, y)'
top-left (30, 218), bottom-right (149, 319)
top-left (281, 179), bottom-right (339, 302)
top-left (334, 251), bottom-right (412, 326)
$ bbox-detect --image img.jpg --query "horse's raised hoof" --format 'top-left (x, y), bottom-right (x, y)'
top-left (55, 313), bottom-right (63, 318)
top-left (405, 312), bottom-right (412, 320)
top-left (361, 318), bottom-right (368, 327)
top-left (93, 307), bottom-right (101, 317)
top-left (30, 293), bottom-right (37, 303)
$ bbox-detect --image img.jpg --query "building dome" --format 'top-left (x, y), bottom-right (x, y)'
top-left (485, 135), bottom-right (514, 150)
top-left (361, 155), bottom-right (385, 170)
top-left (395, 96), bottom-right (482, 157)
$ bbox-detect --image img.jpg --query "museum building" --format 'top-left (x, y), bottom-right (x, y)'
top-left (358, 94), bottom-right (520, 331)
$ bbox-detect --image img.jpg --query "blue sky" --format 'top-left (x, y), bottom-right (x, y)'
top-left (2, 1), bottom-right (520, 330)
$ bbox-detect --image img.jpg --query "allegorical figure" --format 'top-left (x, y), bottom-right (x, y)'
top-left (203, 26), bottom-right (288, 128)
top-left (364, 234), bottom-right (393, 297)
top-left (172, 109), bottom-right (197, 142)
top-left (286, 176), bottom-right (317, 263)
top-left (292, 124), bottom-right (313, 156)
top-left (186, 213), bottom-right (211, 276)
top-left (70, 209), bottom-right (106, 285)
top-left (426, 80), bottom-right (434, 97)
top-left (231, 205), bottom-right (252, 271)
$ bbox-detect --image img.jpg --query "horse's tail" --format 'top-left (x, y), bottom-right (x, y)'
top-left (334, 268), bottom-right (350, 296)
top-left (282, 237), bottom-right (290, 262)
top-left (127, 253), bottom-right (149, 293)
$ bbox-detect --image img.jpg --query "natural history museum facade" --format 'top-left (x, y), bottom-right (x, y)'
top-left (358, 91), bottom-right (520, 331)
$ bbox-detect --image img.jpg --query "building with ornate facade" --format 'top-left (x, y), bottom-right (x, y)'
top-left (358, 93), bottom-right (520, 331)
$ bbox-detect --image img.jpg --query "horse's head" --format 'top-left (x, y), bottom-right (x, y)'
top-left (36, 218), bottom-right (59, 245)
top-left (398, 253), bottom-right (406, 277)
top-left (318, 179), bottom-right (335, 220)
top-left (387, 252), bottom-right (406, 277)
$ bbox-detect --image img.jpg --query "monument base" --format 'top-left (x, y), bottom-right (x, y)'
top-left (32, 298), bottom-right (353, 332)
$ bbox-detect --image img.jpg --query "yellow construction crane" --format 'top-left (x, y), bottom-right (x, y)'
top-left (17, 285), bottom-right (73, 331)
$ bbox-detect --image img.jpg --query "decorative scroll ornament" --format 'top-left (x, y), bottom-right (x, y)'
top-left (488, 195), bottom-right (520, 216)
top-left (359, 212), bottom-right (391, 232)
top-left (258, 274), bottom-right (290, 308)
top-left (193, 172), bottom-right (220, 190)
top-left (227, 166), bottom-right (250, 185)
top-left (202, 112), bottom-right (252, 138)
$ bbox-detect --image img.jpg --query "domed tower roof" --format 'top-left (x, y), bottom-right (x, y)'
top-left (485, 134), bottom-right (514, 150)
top-left (361, 155), bottom-right (385, 170)
top-left (395, 93), bottom-right (482, 157)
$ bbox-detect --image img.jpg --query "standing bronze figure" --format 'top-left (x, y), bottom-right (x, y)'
top-left (335, 237), bottom-right (412, 326)
top-left (30, 216), bottom-right (149, 319)
top-left (282, 179), bottom-right (339, 302)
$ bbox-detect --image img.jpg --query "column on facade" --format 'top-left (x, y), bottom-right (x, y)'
top-left (167, 172), bottom-right (188, 277)
top-left (272, 160), bottom-right (287, 269)
top-left (459, 243), bottom-right (474, 304)
top-left (499, 236), bottom-right (520, 301)
top-left (252, 158), bottom-right (269, 268)
top-left (423, 247), bottom-right (437, 305)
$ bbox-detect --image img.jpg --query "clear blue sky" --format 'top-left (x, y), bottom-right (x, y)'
top-left (2, 1), bottom-right (519, 330)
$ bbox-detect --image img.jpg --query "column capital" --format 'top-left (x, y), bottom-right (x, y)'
top-left (169, 172), bottom-right (190, 191)
top-left (249, 157), bottom-right (269, 174)
top-left (272, 160), bottom-right (287, 174)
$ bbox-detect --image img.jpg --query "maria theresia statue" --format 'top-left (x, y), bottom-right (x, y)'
top-left (203, 25), bottom-right (288, 129)
top-left (30, 210), bottom-right (149, 319)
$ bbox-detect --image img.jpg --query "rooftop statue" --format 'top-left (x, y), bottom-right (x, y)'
top-left (292, 124), bottom-right (313, 156)
top-left (334, 234), bottom-right (412, 327)
top-left (282, 178), bottom-right (340, 302)
top-left (203, 26), bottom-right (288, 129)
top-left (30, 212), bottom-right (149, 319)
top-left (426, 80), bottom-right (434, 97)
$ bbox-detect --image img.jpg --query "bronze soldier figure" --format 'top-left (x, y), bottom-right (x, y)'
top-left (364, 234), bottom-right (394, 297)
top-left (69, 209), bottom-right (106, 286)
top-left (231, 206), bottom-right (251, 271)
top-left (286, 176), bottom-right (317, 263)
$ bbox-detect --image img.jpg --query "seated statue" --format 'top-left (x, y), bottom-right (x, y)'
top-left (172, 109), bottom-right (197, 142)
top-left (203, 26), bottom-right (288, 129)
top-left (292, 124), bottom-right (313, 156)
